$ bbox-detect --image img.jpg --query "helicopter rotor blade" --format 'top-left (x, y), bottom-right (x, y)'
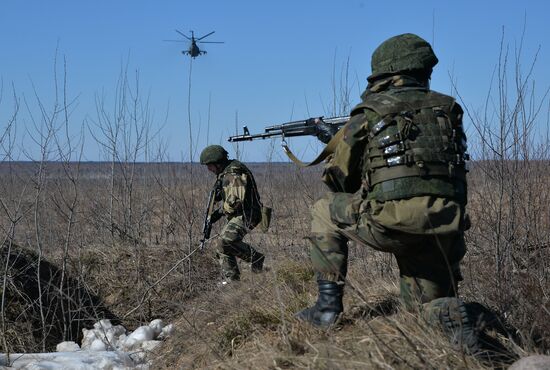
top-left (163, 39), bottom-right (186, 42)
top-left (198, 41), bottom-right (224, 44)
top-left (197, 31), bottom-right (215, 41)
top-left (175, 29), bottom-right (191, 40)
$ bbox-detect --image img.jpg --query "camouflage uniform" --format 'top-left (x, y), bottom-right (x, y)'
top-left (310, 82), bottom-right (468, 305)
top-left (297, 35), bottom-right (479, 353)
top-left (200, 145), bottom-right (265, 281)
top-left (214, 159), bottom-right (264, 281)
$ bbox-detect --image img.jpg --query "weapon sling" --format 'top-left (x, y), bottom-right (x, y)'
top-left (281, 125), bottom-right (346, 167)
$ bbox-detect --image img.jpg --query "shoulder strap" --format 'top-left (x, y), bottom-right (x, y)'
top-left (282, 124), bottom-right (346, 167)
top-left (354, 91), bottom-right (456, 117)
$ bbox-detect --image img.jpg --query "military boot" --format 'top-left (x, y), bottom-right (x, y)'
top-left (423, 297), bottom-right (480, 355)
top-left (251, 253), bottom-right (265, 273)
top-left (295, 280), bottom-right (343, 329)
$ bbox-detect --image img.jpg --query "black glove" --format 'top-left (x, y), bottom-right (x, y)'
top-left (209, 209), bottom-right (223, 224)
top-left (311, 118), bottom-right (338, 144)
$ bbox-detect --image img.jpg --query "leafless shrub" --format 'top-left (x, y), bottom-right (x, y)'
top-left (460, 27), bottom-right (550, 349)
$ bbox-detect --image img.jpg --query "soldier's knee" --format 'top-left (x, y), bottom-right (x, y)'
top-left (399, 276), bottom-right (456, 311)
top-left (312, 194), bottom-right (332, 213)
top-left (311, 196), bottom-right (339, 233)
top-left (311, 196), bottom-right (331, 219)
top-left (215, 238), bottom-right (232, 254)
top-left (220, 228), bottom-right (244, 246)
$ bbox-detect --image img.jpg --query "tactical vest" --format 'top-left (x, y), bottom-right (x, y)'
top-left (352, 88), bottom-right (469, 202)
top-left (220, 160), bottom-right (263, 226)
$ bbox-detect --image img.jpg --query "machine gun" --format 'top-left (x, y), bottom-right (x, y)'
top-left (228, 115), bottom-right (350, 167)
top-left (199, 178), bottom-right (222, 250)
top-left (228, 116), bottom-right (350, 143)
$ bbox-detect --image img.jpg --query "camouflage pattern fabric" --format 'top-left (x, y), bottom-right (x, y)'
top-left (310, 191), bottom-right (465, 307)
top-left (213, 160), bottom-right (264, 280)
top-left (218, 160), bottom-right (262, 228)
top-left (221, 168), bottom-right (247, 216)
top-left (200, 145), bottom-right (228, 165)
top-left (369, 33), bottom-right (438, 82)
top-left (215, 215), bottom-right (263, 280)
top-left (309, 73), bottom-right (468, 308)
top-left (300, 35), bottom-right (479, 347)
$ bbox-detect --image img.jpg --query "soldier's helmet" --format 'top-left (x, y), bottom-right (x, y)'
top-left (200, 145), bottom-right (228, 165)
top-left (369, 33), bottom-right (438, 82)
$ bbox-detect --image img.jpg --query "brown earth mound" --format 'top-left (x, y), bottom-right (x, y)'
top-left (0, 241), bottom-right (118, 352)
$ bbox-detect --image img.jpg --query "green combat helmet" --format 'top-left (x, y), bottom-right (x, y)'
top-left (200, 145), bottom-right (228, 165)
top-left (369, 33), bottom-right (438, 82)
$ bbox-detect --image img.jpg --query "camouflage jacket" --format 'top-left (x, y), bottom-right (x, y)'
top-left (322, 75), bottom-right (469, 234)
top-left (322, 74), bottom-right (467, 203)
top-left (217, 160), bottom-right (262, 227)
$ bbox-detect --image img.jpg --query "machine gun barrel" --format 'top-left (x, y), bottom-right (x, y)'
top-left (228, 115), bottom-right (350, 143)
top-left (227, 131), bottom-right (280, 142)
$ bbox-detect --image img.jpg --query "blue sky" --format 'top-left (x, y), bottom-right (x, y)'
top-left (1, 0), bottom-right (549, 162)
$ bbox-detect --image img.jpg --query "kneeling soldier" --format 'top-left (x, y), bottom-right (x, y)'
top-left (296, 34), bottom-right (480, 354)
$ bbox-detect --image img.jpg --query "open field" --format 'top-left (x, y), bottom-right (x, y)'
top-left (0, 160), bottom-right (548, 368)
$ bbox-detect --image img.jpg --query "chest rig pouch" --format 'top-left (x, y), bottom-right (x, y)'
top-left (353, 89), bottom-right (469, 201)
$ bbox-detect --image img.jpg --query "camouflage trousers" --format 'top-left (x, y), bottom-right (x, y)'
top-left (215, 216), bottom-right (263, 281)
top-left (310, 191), bottom-right (466, 308)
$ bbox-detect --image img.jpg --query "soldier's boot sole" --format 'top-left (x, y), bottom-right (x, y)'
top-left (439, 298), bottom-right (480, 355)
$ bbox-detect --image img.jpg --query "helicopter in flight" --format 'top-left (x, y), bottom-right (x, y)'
top-left (164, 30), bottom-right (224, 58)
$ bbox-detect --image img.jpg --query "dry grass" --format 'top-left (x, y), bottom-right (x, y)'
top-left (0, 161), bottom-right (548, 369)
top-left (152, 259), bottom-right (522, 369)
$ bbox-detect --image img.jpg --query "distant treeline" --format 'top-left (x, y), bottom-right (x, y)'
top-left (1, 160), bottom-right (546, 180)
top-left (0, 161), bottom-right (321, 180)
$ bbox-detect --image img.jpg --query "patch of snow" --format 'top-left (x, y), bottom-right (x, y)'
top-left (55, 341), bottom-right (80, 352)
top-left (0, 351), bottom-right (134, 370)
top-left (0, 319), bottom-right (174, 369)
top-left (122, 326), bottom-right (155, 351)
top-left (148, 319), bottom-right (164, 337)
top-left (160, 324), bottom-right (175, 339)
